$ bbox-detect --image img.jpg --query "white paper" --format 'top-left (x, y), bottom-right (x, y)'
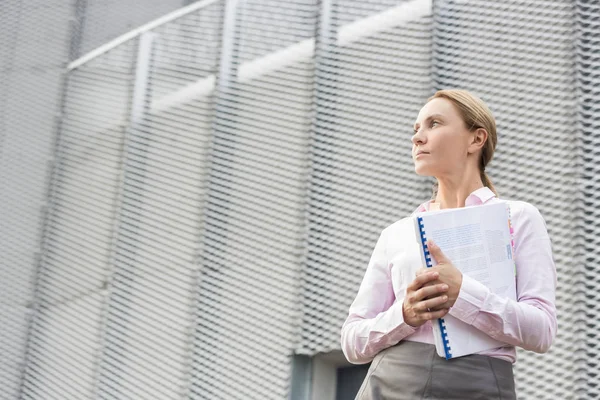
top-left (415, 202), bottom-right (517, 359)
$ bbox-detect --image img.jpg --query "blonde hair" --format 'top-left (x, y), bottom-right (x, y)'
top-left (427, 89), bottom-right (498, 198)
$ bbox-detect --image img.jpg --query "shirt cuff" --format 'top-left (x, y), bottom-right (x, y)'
top-left (448, 274), bottom-right (490, 325)
top-left (371, 301), bottom-right (417, 339)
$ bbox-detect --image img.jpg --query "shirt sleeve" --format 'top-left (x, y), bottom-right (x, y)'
top-left (448, 202), bottom-right (558, 353)
top-left (340, 228), bottom-right (417, 364)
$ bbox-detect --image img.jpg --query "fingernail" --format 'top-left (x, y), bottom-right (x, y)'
top-left (442, 295), bottom-right (448, 301)
top-left (442, 284), bottom-right (448, 290)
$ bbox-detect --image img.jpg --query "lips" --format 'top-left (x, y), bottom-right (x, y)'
top-left (415, 151), bottom-right (430, 157)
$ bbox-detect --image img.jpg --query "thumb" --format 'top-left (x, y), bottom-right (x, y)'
top-left (427, 240), bottom-right (450, 264)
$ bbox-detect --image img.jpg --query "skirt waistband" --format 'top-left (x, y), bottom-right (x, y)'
top-left (355, 341), bottom-right (516, 400)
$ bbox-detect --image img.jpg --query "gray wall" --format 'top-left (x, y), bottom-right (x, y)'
top-left (2, 1), bottom-right (598, 399)
top-left (0, 2), bottom-right (73, 398)
top-left (0, 1), bottom-right (187, 398)
top-left (76, 0), bottom-right (187, 57)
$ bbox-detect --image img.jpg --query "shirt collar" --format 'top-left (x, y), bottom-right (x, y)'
top-left (413, 186), bottom-right (496, 213)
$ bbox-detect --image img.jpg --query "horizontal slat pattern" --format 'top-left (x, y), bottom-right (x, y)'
top-left (19, 43), bottom-right (135, 400)
top-left (189, 1), bottom-right (317, 398)
top-left (0, 2), bottom-right (92, 399)
top-left (20, 292), bottom-right (107, 400)
top-left (94, 4), bottom-right (223, 399)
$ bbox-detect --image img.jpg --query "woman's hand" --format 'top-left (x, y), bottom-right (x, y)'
top-left (416, 240), bottom-right (463, 311)
top-left (402, 270), bottom-right (450, 327)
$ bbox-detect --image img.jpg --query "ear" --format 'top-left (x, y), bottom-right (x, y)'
top-left (467, 127), bottom-right (488, 154)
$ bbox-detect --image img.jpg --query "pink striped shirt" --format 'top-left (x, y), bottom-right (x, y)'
top-left (341, 187), bottom-right (557, 364)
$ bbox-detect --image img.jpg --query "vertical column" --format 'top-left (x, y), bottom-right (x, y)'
top-left (93, 31), bottom-right (159, 398)
top-left (575, 1), bottom-right (600, 398)
top-left (190, 0), bottom-right (319, 398)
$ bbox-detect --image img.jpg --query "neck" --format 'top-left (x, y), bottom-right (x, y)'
top-left (434, 168), bottom-right (484, 209)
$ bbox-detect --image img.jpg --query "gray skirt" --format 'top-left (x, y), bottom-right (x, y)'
top-left (355, 341), bottom-right (516, 400)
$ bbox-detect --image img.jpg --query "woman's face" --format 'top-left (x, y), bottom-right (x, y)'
top-left (412, 97), bottom-right (473, 177)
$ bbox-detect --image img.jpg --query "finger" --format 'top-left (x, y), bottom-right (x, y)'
top-left (414, 283), bottom-right (448, 301)
top-left (414, 295), bottom-right (448, 312)
top-left (415, 267), bottom-right (427, 276)
top-left (420, 308), bottom-right (449, 321)
top-left (427, 240), bottom-right (450, 264)
top-left (408, 271), bottom-right (440, 292)
top-left (421, 279), bottom-right (443, 299)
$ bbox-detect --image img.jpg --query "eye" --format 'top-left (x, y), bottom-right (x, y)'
top-left (430, 120), bottom-right (439, 127)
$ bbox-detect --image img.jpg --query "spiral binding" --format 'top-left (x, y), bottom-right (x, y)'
top-left (417, 216), bottom-right (453, 359)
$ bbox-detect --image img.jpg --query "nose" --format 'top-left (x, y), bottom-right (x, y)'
top-left (412, 128), bottom-right (426, 146)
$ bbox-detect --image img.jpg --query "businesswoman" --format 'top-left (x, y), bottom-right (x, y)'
top-left (340, 89), bottom-right (557, 399)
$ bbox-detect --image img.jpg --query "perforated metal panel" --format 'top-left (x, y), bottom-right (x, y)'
top-left (94, 5), bottom-right (223, 398)
top-left (2, 0), bottom-right (599, 399)
top-left (0, 1), bottom-right (73, 399)
top-left (189, 1), bottom-right (318, 398)
top-left (432, 2), bottom-right (582, 399)
top-left (298, 0), bottom-right (433, 355)
top-left (576, 1), bottom-right (600, 399)
top-left (20, 41), bottom-right (137, 400)
top-left (76, 0), bottom-right (186, 57)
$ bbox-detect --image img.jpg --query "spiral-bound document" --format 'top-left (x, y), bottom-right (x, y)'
top-left (414, 202), bottom-right (517, 359)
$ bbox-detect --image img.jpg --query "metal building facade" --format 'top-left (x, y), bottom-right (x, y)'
top-left (0, 0), bottom-right (595, 399)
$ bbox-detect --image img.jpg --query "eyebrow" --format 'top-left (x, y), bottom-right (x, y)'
top-left (414, 113), bottom-right (445, 130)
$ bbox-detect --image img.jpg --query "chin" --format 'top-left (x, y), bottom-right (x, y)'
top-left (414, 164), bottom-right (434, 176)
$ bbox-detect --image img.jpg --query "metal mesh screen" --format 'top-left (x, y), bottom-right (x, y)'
top-left (576, 1), bottom-right (600, 398)
top-left (20, 41), bottom-right (137, 399)
top-left (432, 2), bottom-right (582, 399)
top-left (298, 0), bottom-right (433, 354)
top-left (75, 0), bottom-right (186, 57)
top-left (92, 5), bottom-right (224, 397)
top-left (2, 0), bottom-right (598, 399)
top-left (0, 1), bottom-right (73, 399)
top-left (189, 1), bottom-right (318, 398)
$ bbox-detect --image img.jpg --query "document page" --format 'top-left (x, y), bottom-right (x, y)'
top-left (419, 202), bottom-right (516, 299)
top-left (414, 202), bottom-right (518, 358)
